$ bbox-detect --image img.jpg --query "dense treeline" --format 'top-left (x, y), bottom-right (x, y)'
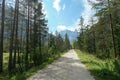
top-left (48, 32), bottom-right (71, 56)
top-left (0, 0), bottom-right (71, 76)
top-left (0, 0), bottom-right (48, 74)
top-left (77, 0), bottom-right (120, 59)
top-left (76, 0), bottom-right (120, 79)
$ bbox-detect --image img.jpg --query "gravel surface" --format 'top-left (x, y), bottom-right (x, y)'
top-left (27, 50), bottom-right (95, 80)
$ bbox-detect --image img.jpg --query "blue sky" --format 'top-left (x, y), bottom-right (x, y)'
top-left (0, 0), bottom-right (95, 33)
top-left (43, 0), bottom-right (94, 33)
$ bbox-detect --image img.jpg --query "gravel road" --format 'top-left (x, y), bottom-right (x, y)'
top-left (27, 50), bottom-right (95, 80)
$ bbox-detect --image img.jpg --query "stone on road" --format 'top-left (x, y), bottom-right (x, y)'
top-left (27, 50), bottom-right (95, 80)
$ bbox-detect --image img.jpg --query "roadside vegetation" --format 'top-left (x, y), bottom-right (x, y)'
top-left (74, 0), bottom-right (120, 80)
top-left (0, 51), bottom-right (67, 80)
top-left (0, 0), bottom-right (120, 80)
top-left (0, 0), bottom-right (71, 79)
top-left (76, 49), bottom-right (120, 80)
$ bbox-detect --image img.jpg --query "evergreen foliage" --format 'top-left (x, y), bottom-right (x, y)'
top-left (77, 0), bottom-right (120, 58)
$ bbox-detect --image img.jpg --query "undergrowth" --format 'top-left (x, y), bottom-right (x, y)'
top-left (75, 49), bottom-right (120, 80)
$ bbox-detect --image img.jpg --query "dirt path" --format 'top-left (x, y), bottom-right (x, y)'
top-left (27, 50), bottom-right (95, 80)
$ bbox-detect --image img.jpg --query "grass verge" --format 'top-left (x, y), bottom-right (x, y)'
top-left (11, 55), bottom-right (60, 80)
top-left (12, 53), bottom-right (64, 80)
top-left (0, 52), bottom-right (66, 80)
top-left (75, 49), bottom-right (120, 80)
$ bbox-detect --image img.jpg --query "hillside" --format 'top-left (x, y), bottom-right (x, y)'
top-left (60, 29), bottom-right (78, 43)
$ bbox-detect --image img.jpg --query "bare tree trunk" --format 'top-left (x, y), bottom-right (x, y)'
top-left (13, 0), bottom-right (19, 70)
top-left (0, 0), bottom-right (5, 73)
top-left (93, 31), bottom-right (96, 53)
top-left (108, 0), bottom-right (117, 58)
top-left (8, 0), bottom-right (17, 73)
top-left (25, 0), bottom-right (30, 70)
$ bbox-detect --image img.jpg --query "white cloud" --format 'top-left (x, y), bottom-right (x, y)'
top-left (57, 25), bottom-right (67, 31)
top-left (42, 2), bottom-right (48, 17)
top-left (81, 0), bottom-right (99, 26)
top-left (53, 0), bottom-right (61, 12)
top-left (53, 0), bottom-right (66, 12)
top-left (57, 22), bottom-right (79, 32)
top-left (75, 18), bottom-right (82, 31)
top-left (56, 17), bottom-right (82, 32)
top-left (81, 0), bottom-right (93, 25)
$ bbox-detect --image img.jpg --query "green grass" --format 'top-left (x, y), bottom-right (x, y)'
top-left (0, 52), bottom-right (65, 80)
top-left (3, 53), bottom-right (9, 63)
top-left (0, 53), bottom-right (9, 80)
top-left (75, 49), bottom-right (120, 80)
top-left (3, 53), bottom-right (9, 70)
top-left (11, 54), bottom-right (61, 80)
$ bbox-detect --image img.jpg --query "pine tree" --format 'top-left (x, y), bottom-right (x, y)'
top-left (13, 0), bottom-right (19, 70)
top-left (65, 33), bottom-right (71, 50)
top-left (0, 0), bottom-right (5, 72)
top-left (25, 0), bottom-right (30, 70)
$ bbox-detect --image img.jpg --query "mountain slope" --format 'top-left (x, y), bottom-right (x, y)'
top-left (60, 29), bottom-right (78, 43)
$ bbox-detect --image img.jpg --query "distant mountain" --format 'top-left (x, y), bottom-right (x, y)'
top-left (60, 29), bottom-right (78, 43)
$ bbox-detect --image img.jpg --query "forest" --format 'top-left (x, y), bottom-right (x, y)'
top-left (77, 0), bottom-right (120, 58)
top-left (0, 0), bottom-right (120, 80)
top-left (0, 0), bottom-right (71, 79)
top-left (75, 0), bottom-right (120, 79)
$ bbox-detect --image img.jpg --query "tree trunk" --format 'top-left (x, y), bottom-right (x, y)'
top-left (25, 0), bottom-right (30, 70)
top-left (8, 0), bottom-right (17, 73)
top-left (108, 0), bottom-right (117, 58)
top-left (0, 0), bottom-right (5, 73)
top-left (13, 0), bottom-right (19, 69)
top-left (93, 31), bottom-right (96, 54)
